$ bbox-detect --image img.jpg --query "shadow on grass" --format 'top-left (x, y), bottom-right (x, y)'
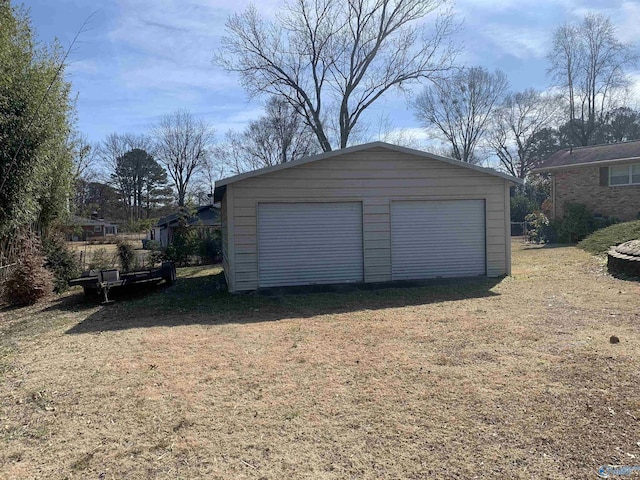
top-left (519, 243), bottom-right (574, 250)
top-left (65, 271), bottom-right (504, 334)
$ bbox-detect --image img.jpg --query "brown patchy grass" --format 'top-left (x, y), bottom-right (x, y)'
top-left (1, 243), bottom-right (640, 479)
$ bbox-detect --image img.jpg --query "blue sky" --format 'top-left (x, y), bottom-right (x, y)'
top-left (24, 0), bottom-right (640, 145)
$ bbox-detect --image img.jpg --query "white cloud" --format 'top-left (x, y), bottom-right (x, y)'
top-left (478, 24), bottom-right (550, 60)
top-left (625, 71), bottom-right (640, 108)
top-left (67, 59), bottom-right (99, 76)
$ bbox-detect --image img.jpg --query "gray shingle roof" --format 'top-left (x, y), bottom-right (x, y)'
top-left (157, 205), bottom-right (220, 228)
top-left (535, 140), bottom-right (640, 171)
top-left (68, 215), bottom-right (117, 227)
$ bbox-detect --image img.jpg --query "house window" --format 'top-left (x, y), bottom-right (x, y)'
top-left (94, 225), bottom-right (102, 233)
top-left (609, 163), bottom-right (640, 186)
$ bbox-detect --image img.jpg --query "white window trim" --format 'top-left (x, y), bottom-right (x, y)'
top-left (609, 163), bottom-right (640, 186)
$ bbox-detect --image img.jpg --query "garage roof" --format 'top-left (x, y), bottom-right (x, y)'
top-left (214, 142), bottom-right (522, 202)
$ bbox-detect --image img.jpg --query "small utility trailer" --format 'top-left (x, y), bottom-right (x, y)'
top-left (69, 261), bottom-right (176, 303)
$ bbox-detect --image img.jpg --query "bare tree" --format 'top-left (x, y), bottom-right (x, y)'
top-left (216, 0), bottom-right (458, 151)
top-left (547, 13), bottom-right (638, 146)
top-left (414, 66), bottom-right (508, 163)
top-left (69, 132), bottom-right (97, 182)
top-left (99, 133), bottom-right (152, 173)
top-left (373, 113), bottom-right (423, 149)
top-left (151, 110), bottom-right (214, 207)
top-left (193, 155), bottom-right (227, 204)
top-left (217, 97), bottom-right (319, 174)
top-left (489, 89), bottom-right (564, 178)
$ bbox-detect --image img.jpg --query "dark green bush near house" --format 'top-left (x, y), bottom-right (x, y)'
top-left (42, 235), bottom-right (80, 293)
top-left (541, 203), bottom-right (620, 244)
top-left (593, 215), bottom-right (619, 231)
top-left (555, 203), bottom-right (595, 243)
top-left (116, 241), bottom-right (136, 272)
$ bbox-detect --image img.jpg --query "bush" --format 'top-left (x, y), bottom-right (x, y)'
top-left (164, 227), bottom-right (198, 267)
top-left (87, 248), bottom-right (114, 270)
top-left (555, 203), bottom-right (595, 243)
top-left (42, 235), bottom-right (80, 293)
top-left (593, 215), bottom-right (619, 231)
top-left (3, 238), bottom-right (54, 306)
top-left (143, 239), bottom-right (162, 251)
top-left (578, 220), bottom-right (640, 254)
top-left (525, 212), bottom-right (552, 243)
top-left (148, 250), bottom-right (165, 268)
top-left (116, 241), bottom-right (136, 272)
top-left (543, 203), bottom-right (619, 244)
top-left (196, 231), bottom-right (222, 263)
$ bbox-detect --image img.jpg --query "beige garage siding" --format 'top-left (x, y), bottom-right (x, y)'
top-left (222, 147), bottom-right (510, 292)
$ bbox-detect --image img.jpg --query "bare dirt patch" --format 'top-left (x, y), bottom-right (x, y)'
top-left (1, 243), bottom-right (639, 479)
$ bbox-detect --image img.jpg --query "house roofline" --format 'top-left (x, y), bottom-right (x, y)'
top-left (533, 155), bottom-right (640, 172)
top-left (214, 142), bottom-right (522, 196)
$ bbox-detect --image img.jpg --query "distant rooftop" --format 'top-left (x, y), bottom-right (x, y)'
top-left (157, 205), bottom-right (220, 228)
top-left (535, 140), bottom-right (640, 171)
top-left (68, 215), bottom-right (117, 226)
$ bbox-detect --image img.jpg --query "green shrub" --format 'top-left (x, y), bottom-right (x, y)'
top-left (525, 212), bottom-right (552, 243)
top-left (116, 241), bottom-right (136, 272)
top-left (143, 239), bottom-right (162, 251)
top-left (543, 203), bottom-right (619, 244)
top-left (593, 216), bottom-right (620, 231)
top-left (555, 203), bottom-right (595, 243)
top-left (578, 220), bottom-right (640, 254)
top-left (42, 235), bottom-right (80, 293)
top-left (164, 225), bottom-right (198, 267)
top-left (148, 250), bottom-right (165, 268)
top-left (196, 231), bottom-right (222, 263)
top-left (87, 248), bottom-right (113, 270)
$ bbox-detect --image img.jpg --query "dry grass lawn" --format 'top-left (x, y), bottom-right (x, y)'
top-left (1, 242), bottom-right (639, 479)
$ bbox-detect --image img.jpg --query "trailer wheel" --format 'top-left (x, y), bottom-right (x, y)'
top-left (161, 262), bottom-right (176, 285)
top-left (83, 287), bottom-right (97, 297)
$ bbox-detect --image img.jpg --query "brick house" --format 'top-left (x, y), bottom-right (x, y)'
top-left (67, 215), bottom-right (118, 240)
top-left (534, 141), bottom-right (640, 221)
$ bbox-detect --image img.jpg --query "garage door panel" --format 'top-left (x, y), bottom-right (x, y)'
top-left (392, 200), bottom-right (486, 280)
top-left (258, 203), bottom-right (364, 287)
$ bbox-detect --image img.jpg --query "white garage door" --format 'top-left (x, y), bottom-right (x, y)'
top-left (258, 202), bottom-right (364, 288)
top-left (391, 200), bottom-right (486, 280)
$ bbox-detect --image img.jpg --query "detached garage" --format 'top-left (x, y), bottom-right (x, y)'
top-left (213, 142), bottom-right (521, 293)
